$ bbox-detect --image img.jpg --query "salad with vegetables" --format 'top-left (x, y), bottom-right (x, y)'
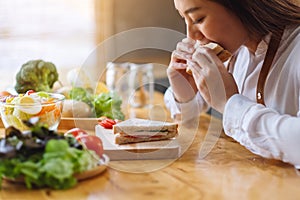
top-left (0, 91), bottom-right (65, 131)
top-left (0, 118), bottom-right (105, 190)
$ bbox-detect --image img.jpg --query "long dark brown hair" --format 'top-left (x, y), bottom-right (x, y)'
top-left (210, 0), bottom-right (300, 38)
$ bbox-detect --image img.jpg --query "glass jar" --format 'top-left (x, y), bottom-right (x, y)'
top-left (128, 63), bottom-right (154, 108)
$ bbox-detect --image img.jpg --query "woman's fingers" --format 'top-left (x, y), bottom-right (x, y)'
top-left (176, 42), bottom-right (195, 54)
top-left (193, 47), bottom-right (220, 67)
top-left (171, 50), bottom-right (192, 62)
top-left (166, 38), bottom-right (200, 103)
top-left (190, 47), bottom-right (229, 112)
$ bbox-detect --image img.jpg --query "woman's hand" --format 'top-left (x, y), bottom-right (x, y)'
top-left (189, 46), bottom-right (239, 113)
top-left (167, 38), bottom-right (198, 103)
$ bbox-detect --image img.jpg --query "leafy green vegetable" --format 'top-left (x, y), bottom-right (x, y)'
top-left (93, 92), bottom-right (124, 120)
top-left (68, 87), bottom-right (94, 107)
top-left (14, 59), bottom-right (59, 93)
top-left (68, 87), bottom-right (125, 120)
top-left (0, 120), bottom-right (99, 190)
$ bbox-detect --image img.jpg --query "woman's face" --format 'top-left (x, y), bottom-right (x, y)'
top-left (174, 0), bottom-right (249, 53)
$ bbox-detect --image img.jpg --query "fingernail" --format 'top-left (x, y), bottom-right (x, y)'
top-left (188, 47), bottom-right (194, 52)
top-left (186, 55), bottom-right (192, 59)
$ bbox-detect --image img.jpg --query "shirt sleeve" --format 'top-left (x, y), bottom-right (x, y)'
top-left (223, 94), bottom-right (300, 168)
top-left (164, 87), bottom-right (209, 122)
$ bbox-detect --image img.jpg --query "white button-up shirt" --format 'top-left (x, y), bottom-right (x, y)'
top-left (164, 25), bottom-right (300, 167)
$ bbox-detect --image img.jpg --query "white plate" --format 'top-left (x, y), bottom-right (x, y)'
top-left (75, 154), bottom-right (109, 181)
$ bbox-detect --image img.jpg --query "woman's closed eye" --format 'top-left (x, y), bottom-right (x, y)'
top-left (192, 17), bottom-right (205, 24)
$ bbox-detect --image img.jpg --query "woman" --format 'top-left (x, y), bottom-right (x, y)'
top-left (164, 0), bottom-right (300, 167)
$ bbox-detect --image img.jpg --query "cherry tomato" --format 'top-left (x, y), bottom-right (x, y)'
top-left (26, 90), bottom-right (35, 95)
top-left (106, 118), bottom-right (117, 125)
top-left (98, 121), bottom-right (113, 129)
top-left (64, 128), bottom-right (89, 138)
top-left (98, 117), bottom-right (117, 129)
top-left (76, 135), bottom-right (104, 158)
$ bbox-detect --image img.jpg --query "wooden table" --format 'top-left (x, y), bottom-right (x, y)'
top-left (1, 94), bottom-right (300, 200)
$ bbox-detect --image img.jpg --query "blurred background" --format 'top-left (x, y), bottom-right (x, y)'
top-left (0, 0), bottom-right (185, 92)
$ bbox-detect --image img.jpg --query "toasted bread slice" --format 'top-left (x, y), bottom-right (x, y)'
top-left (204, 42), bottom-right (224, 55)
top-left (218, 49), bottom-right (232, 62)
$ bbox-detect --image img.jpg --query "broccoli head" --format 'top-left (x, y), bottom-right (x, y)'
top-left (14, 59), bottom-right (59, 93)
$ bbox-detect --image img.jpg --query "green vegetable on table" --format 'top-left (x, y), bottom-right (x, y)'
top-left (68, 87), bottom-right (125, 120)
top-left (0, 118), bottom-right (99, 190)
top-left (68, 87), bottom-right (94, 107)
top-left (93, 92), bottom-right (124, 120)
top-left (14, 59), bottom-right (59, 93)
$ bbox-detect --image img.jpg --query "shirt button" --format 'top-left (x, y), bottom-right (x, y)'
top-left (257, 92), bottom-right (262, 100)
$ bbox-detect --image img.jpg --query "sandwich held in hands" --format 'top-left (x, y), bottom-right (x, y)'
top-left (186, 42), bottom-right (232, 75)
top-left (112, 118), bottom-right (178, 144)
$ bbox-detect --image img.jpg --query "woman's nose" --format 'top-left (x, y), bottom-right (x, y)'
top-left (186, 23), bottom-right (204, 41)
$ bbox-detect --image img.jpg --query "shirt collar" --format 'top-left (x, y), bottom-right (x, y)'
top-left (255, 34), bottom-right (271, 56)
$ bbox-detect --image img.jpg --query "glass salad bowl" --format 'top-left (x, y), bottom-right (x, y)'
top-left (0, 92), bottom-right (65, 131)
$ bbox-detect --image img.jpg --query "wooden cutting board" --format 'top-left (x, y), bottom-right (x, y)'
top-left (95, 125), bottom-right (180, 160)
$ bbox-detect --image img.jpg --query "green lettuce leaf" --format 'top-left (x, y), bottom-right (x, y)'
top-left (0, 139), bottom-right (99, 190)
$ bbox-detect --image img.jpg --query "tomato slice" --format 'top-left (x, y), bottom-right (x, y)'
top-left (105, 118), bottom-right (116, 125)
top-left (98, 117), bottom-right (117, 129)
top-left (64, 128), bottom-right (89, 138)
top-left (98, 121), bottom-right (113, 129)
top-left (26, 90), bottom-right (35, 95)
top-left (76, 135), bottom-right (104, 158)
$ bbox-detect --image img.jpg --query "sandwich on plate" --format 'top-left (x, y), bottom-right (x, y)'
top-left (113, 118), bottom-right (178, 144)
